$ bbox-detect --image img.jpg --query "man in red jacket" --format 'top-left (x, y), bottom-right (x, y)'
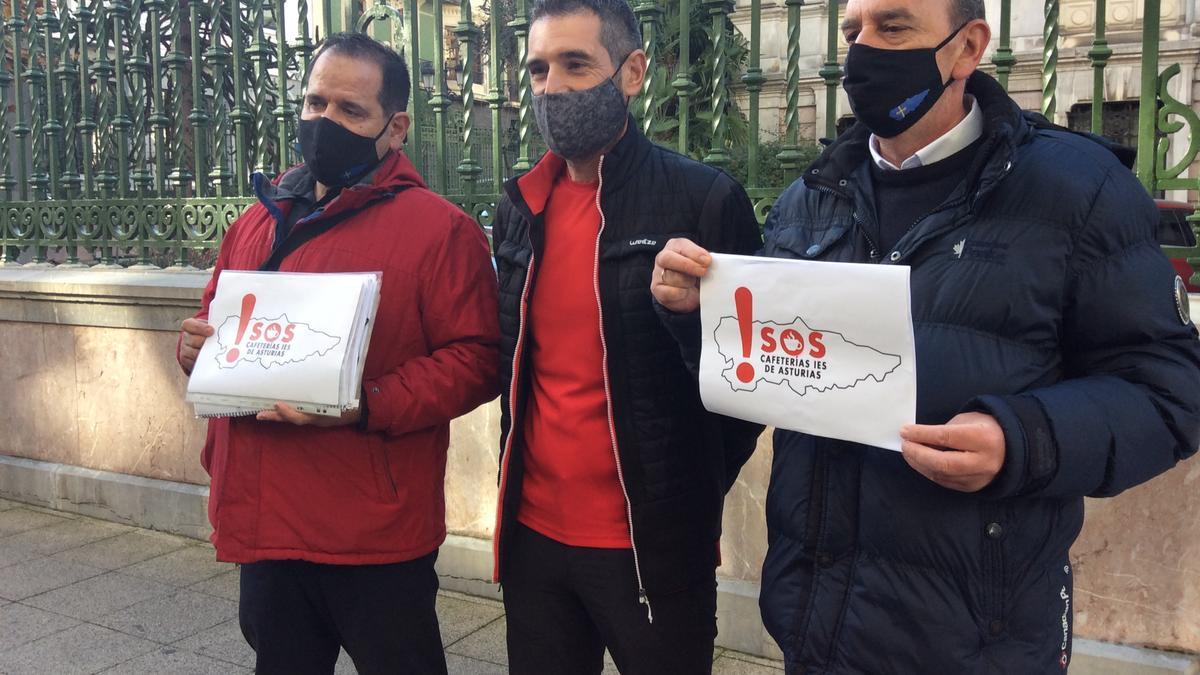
top-left (176, 33), bottom-right (499, 675)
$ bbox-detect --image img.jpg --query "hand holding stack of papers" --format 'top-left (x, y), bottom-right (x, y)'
top-left (186, 271), bottom-right (382, 418)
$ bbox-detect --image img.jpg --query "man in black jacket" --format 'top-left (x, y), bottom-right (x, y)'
top-left (652, 0), bottom-right (1200, 672)
top-left (490, 0), bottom-right (763, 672)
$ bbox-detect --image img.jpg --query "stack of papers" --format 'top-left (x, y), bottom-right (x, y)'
top-left (186, 271), bottom-right (382, 418)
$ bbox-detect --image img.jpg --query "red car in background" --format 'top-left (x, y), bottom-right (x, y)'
top-left (1159, 200), bottom-right (1199, 292)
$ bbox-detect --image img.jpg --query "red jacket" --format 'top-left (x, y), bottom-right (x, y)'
top-left (184, 151), bottom-right (500, 565)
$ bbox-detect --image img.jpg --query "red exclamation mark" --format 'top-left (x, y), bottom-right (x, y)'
top-left (225, 293), bottom-right (257, 363)
top-left (734, 287), bottom-right (755, 383)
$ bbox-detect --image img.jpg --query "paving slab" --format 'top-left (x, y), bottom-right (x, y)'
top-left (0, 622), bottom-right (158, 675)
top-left (445, 652), bottom-right (509, 674)
top-left (446, 615), bottom-right (508, 666)
top-left (713, 653), bottom-right (786, 673)
top-left (100, 646), bottom-right (253, 675)
top-left (98, 588), bottom-right (238, 644)
top-left (0, 518), bottom-right (131, 557)
top-left (189, 568), bottom-right (240, 601)
top-left (51, 529), bottom-right (192, 570)
top-left (120, 545), bottom-right (233, 587)
top-left (24, 571), bottom-right (177, 621)
top-left (439, 592), bottom-right (507, 646)
top-left (0, 537), bottom-right (44, 569)
top-left (0, 603), bottom-right (81, 652)
top-left (18, 504), bottom-right (82, 520)
top-left (0, 556), bottom-right (103, 601)
top-left (173, 619), bottom-right (255, 669)
top-left (335, 648), bottom-right (357, 675)
top-left (0, 507), bottom-right (71, 538)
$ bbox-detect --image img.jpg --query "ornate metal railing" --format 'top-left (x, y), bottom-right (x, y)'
top-left (0, 0), bottom-right (1197, 272)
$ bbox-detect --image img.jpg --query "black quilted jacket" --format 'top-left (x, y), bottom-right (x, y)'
top-left (490, 120), bottom-right (764, 603)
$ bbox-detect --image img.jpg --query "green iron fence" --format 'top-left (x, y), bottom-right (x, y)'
top-left (0, 0), bottom-right (1198, 271)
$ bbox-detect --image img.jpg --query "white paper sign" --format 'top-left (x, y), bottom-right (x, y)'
top-left (699, 253), bottom-right (916, 451)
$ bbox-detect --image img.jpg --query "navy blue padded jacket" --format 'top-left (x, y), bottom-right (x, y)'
top-left (755, 71), bottom-right (1200, 674)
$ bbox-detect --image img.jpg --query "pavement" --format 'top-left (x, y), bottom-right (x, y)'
top-left (0, 498), bottom-right (784, 674)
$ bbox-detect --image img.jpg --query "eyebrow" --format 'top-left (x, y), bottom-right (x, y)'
top-left (528, 48), bottom-right (598, 66)
top-left (558, 49), bottom-right (595, 61)
top-left (841, 7), bottom-right (919, 32)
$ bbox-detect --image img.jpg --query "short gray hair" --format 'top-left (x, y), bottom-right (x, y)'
top-left (952, 0), bottom-right (986, 25)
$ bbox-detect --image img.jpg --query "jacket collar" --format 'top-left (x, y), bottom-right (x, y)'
top-left (805, 71), bottom-right (1029, 195)
top-left (503, 114), bottom-right (653, 219)
top-left (253, 150), bottom-right (429, 222)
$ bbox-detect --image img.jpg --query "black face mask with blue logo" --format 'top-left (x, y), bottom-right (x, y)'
top-left (841, 23), bottom-right (967, 139)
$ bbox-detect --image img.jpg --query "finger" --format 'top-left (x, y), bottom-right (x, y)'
top-left (256, 410), bottom-right (283, 423)
top-left (900, 423), bottom-right (979, 452)
top-left (655, 248), bottom-right (709, 280)
top-left (658, 267), bottom-right (699, 289)
top-left (181, 318), bottom-right (214, 337)
top-left (902, 441), bottom-right (994, 491)
top-left (273, 402), bottom-right (314, 426)
top-left (664, 238), bottom-right (712, 264)
top-left (182, 332), bottom-right (209, 349)
top-left (902, 441), bottom-right (971, 483)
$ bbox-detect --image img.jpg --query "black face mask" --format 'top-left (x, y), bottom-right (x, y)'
top-left (842, 23), bottom-right (967, 138)
top-left (297, 114), bottom-right (393, 187)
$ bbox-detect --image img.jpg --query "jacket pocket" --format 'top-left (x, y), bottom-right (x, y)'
top-left (770, 221), bottom-right (853, 260)
top-left (368, 434), bottom-right (400, 503)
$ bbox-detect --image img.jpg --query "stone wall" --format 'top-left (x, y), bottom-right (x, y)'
top-left (0, 269), bottom-right (1197, 657)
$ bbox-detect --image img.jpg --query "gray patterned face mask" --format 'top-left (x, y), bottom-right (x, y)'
top-left (532, 70), bottom-right (629, 160)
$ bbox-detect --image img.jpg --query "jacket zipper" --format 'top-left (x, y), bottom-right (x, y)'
top-left (592, 156), bottom-right (654, 624)
top-left (812, 184), bottom-right (883, 262)
top-left (492, 251), bottom-right (537, 583)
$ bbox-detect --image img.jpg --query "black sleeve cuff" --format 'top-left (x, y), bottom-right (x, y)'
top-left (966, 393), bottom-right (1057, 499)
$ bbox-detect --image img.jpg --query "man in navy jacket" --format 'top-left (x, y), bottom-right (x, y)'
top-left (652, 0), bottom-right (1200, 671)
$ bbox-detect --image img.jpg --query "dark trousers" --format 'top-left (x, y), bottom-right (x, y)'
top-left (238, 552), bottom-right (447, 675)
top-left (503, 524), bottom-right (718, 675)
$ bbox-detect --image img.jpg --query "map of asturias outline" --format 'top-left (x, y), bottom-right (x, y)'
top-left (713, 314), bottom-right (903, 397)
top-left (213, 312), bottom-right (342, 370)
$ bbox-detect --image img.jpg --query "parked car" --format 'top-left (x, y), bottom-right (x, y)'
top-left (1158, 199), bottom-right (1198, 292)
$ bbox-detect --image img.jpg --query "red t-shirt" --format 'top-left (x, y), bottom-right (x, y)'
top-left (518, 171), bottom-right (632, 549)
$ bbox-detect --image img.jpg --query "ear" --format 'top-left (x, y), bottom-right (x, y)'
top-left (387, 112), bottom-right (412, 153)
top-left (619, 49), bottom-right (648, 99)
top-left (951, 20), bottom-right (991, 81)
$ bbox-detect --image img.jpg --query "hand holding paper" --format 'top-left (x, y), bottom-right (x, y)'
top-left (257, 402), bottom-right (361, 427)
top-left (652, 238), bottom-right (713, 313)
top-left (178, 318), bottom-right (215, 375)
top-left (900, 413), bottom-right (1006, 491)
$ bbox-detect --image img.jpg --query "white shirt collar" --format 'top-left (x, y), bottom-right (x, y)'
top-left (869, 97), bottom-right (983, 171)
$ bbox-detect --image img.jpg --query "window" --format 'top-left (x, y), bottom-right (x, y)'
top-left (1067, 101), bottom-right (1139, 149)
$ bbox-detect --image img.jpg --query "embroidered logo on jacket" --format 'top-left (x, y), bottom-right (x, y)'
top-left (952, 239), bottom-right (1008, 264)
